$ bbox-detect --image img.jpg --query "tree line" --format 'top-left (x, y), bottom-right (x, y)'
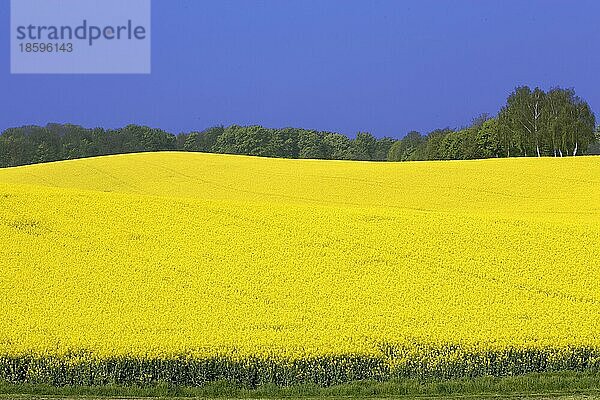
top-left (1, 86), bottom-right (598, 168)
top-left (389, 86), bottom-right (598, 161)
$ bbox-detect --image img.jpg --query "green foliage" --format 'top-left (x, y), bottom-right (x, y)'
top-left (387, 131), bottom-right (425, 161)
top-left (588, 126), bottom-right (600, 155)
top-left (297, 129), bottom-right (327, 159)
top-left (322, 132), bottom-right (351, 160)
top-left (476, 118), bottom-right (503, 158)
top-left (347, 132), bottom-right (376, 161)
top-left (423, 128), bottom-right (454, 160)
top-left (3, 371), bottom-right (600, 398)
top-left (0, 85), bottom-right (596, 168)
top-left (120, 125), bottom-right (176, 152)
top-left (0, 354), bottom-right (387, 388)
top-left (0, 124), bottom-right (180, 167)
top-left (183, 126), bottom-right (224, 152)
top-left (497, 86), bottom-right (595, 157)
top-left (2, 347), bottom-right (600, 391)
top-left (438, 128), bottom-right (478, 160)
top-left (372, 136), bottom-right (395, 161)
top-left (213, 125), bottom-right (275, 156)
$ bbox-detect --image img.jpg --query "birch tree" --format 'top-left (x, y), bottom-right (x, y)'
top-left (497, 86), bottom-right (595, 157)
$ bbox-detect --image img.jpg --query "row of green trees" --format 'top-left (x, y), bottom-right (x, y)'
top-left (183, 126), bottom-right (394, 160)
top-left (1, 86), bottom-right (598, 167)
top-left (0, 124), bottom-right (177, 167)
top-left (0, 124), bottom-right (396, 167)
top-left (388, 87), bottom-right (598, 161)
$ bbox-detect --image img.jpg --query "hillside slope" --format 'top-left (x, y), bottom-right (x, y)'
top-left (0, 152), bottom-right (598, 217)
top-left (0, 153), bottom-right (599, 372)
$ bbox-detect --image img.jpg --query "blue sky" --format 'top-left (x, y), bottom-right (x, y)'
top-left (1, 0), bottom-right (599, 138)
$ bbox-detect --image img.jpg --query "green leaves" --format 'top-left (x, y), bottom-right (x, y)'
top-left (497, 86), bottom-right (596, 157)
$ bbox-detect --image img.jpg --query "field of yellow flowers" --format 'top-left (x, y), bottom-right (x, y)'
top-left (0, 152), bottom-right (598, 386)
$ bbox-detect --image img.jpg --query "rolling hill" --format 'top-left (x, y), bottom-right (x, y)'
top-left (0, 152), bottom-right (599, 384)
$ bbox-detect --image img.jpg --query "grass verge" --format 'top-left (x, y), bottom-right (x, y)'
top-left (1, 370), bottom-right (600, 398)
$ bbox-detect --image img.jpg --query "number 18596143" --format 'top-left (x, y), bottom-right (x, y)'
top-left (19, 43), bottom-right (73, 53)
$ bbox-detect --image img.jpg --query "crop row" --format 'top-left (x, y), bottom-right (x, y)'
top-left (2, 346), bottom-right (600, 387)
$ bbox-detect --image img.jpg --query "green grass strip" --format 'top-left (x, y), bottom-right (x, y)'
top-left (1, 370), bottom-right (600, 398)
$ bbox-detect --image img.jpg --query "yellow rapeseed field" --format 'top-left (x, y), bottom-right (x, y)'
top-left (0, 152), bottom-right (599, 370)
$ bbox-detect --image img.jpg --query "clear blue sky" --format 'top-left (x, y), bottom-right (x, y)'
top-left (1, 0), bottom-right (599, 138)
